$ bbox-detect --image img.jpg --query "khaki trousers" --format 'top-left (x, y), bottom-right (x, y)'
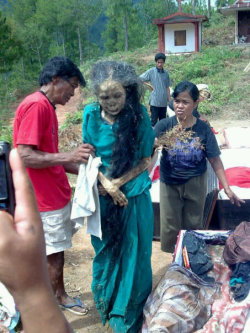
top-left (160, 172), bottom-right (207, 253)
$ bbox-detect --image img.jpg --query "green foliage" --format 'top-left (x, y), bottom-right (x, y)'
top-left (0, 11), bottom-right (23, 73)
top-left (0, 125), bottom-right (13, 144)
top-left (103, 0), bottom-right (177, 54)
top-left (139, 45), bottom-right (242, 89)
top-left (170, 46), bottom-right (242, 82)
top-left (216, 0), bottom-right (235, 8)
top-left (60, 95), bottom-right (97, 130)
top-left (0, 1), bottom-right (249, 138)
top-left (61, 110), bottom-right (83, 129)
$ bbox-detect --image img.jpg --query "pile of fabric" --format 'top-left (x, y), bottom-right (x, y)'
top-left (223, 221), bottom-right (250, 302)
top-left (142, 263), bottom-right (220, 332)
top-left (142, 229), bottom-right (250, 332)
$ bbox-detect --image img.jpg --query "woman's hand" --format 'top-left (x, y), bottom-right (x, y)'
top-left (209, 156), bottom-right (245, 208)
top-left (224, 187), bottom-right (245, 207)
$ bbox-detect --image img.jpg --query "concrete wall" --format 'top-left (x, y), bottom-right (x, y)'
top-left (165, 23), bottom-right (196, 53)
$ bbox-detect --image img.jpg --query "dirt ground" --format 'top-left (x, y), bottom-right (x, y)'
top-left (55, 90), bottom-right (250, 332)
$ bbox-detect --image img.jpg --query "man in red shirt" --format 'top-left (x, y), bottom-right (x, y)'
top-left (13, 56), bottom-right (94, 315)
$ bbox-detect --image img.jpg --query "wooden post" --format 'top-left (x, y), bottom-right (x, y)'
top-left (194, 22), bottom-right (199, 52)
top-left (158, 25), bottom-right (165, 53)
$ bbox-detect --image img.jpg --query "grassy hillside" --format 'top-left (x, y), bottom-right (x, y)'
top-left (73, 46), bottom-right (250, 127)
top-left (1, 14), bottom-right (250, 143)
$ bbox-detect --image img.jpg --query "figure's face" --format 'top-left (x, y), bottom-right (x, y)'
top-left (156, 59), bottom-right (165, 71)
top-left (98, 80), bottom-right (126, 117)
top-left (52, 76), bottom-right (79, 105)
top-left (173, 91), bottom-right (198, 121)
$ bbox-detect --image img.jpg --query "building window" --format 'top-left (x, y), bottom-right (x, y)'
top-left (174, 30), bottom-right (186, 46)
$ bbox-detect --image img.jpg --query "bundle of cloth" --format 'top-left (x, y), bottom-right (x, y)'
top-left (143, 230), bottom-right (250, 332)
top-left (223, 221), bottom-right (250, 302)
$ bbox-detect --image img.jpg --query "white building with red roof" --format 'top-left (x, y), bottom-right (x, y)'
top-left (153, 0), bottom-right (208, 54)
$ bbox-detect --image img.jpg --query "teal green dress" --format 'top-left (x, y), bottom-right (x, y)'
top-left (83, 103), bottom-right (155, 333)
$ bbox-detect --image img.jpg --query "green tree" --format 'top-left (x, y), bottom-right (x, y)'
top-left (104, 0), bottom-right (133, 52)
top-left (215, 0), bottom-right (235, 8)
top-left (103, 0), bottom-right (177, 54)
top-left (60, 0), bottom-right (103, 65)
top-left (7, 0), bottom-right (48, 72)
top-left (0, 11), bottom-right (23, 73)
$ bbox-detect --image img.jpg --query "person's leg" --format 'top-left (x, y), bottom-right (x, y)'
top-left (182, 172), bottom-right (207, 230)
top-left (41, 202), bottom-right (89, 315)
top-left (47, 251), bottom-right (64, 295)
top-left (46, 252), bottom-right (88, 314)
top-left (160, 181), bottom-right (184, 253)
top-left (150, 106), bottom-right (159, 127)
top-left (158, 107), bottom-right (167, 121)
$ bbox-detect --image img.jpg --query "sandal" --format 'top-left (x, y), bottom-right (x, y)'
top-left (59, 297), bottom-right (89, 316)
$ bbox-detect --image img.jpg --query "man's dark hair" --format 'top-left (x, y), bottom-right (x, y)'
top-left (38, 56), bottom-right (86, 87)
top-left (155, 52), bottom-right (166, 62)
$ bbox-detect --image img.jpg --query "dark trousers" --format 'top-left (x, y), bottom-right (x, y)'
top-left (150, 106), bottom-right (167, 127)
top-left (159, 172), bottom-right (207, 253)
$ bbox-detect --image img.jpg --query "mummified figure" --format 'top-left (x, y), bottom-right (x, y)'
top-left (82, 61), bottom-right (155, 332)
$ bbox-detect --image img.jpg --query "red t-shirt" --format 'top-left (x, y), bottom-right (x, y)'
top-left (13, 91), bottom-right (71, 212)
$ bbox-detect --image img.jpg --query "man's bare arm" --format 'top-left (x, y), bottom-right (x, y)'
top-left (63, 163), bottom-right (79, 175)
top-left (17, 144), bottom-right (95, 171)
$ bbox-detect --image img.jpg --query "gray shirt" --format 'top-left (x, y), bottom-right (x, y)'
top-left (140, 67), bottom-right (171, 107)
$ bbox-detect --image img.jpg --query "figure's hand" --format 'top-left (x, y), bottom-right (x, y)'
top-left (70, 143), bottom-right (95, 164)
top-left (224, 188), bottom-right (245, 207)
top-left (98, 184), bottom-right (107, 196)
top-left (0, 149), bottom-right (50, 298)
top-left (103, 179), bottom-right (128, 207)
top-left (111, 178), bottom-right (122, 189)
top-left (110, 188), bottom-right (128, 207)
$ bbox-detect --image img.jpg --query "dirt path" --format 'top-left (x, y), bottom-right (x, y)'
top-left (56, 87), bottom-right (84, 124)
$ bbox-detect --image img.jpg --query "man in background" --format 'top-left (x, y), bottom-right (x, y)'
top-left (13, 56), bottom-right (94, 316)
top-left (140, 52), bottom-right (171, 126)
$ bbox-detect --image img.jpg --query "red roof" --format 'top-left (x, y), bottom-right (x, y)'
top-left (153, 12), bottom-right (208, 25)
